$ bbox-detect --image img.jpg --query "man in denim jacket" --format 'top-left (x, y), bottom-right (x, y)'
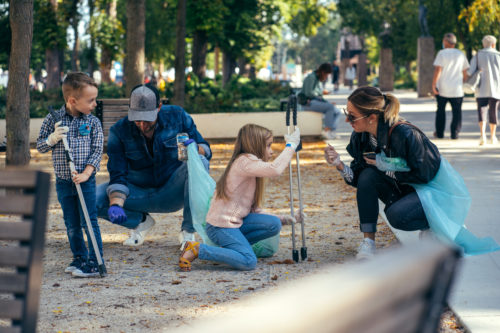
top-left (96, 84), bottom-right (211, 248)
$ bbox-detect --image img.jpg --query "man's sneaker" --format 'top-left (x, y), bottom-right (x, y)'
top-left (72, 261), bottom-right (100, 278)
top-left (179, 230), bottom-right (196, 250)
top-left (64, 256), bottom-right (85, 274)
top-left (356, 238), bottom-right (376, 260)
top-left (123, 214), bottom-right (156, 246)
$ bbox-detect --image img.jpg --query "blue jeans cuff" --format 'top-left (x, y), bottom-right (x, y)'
top-left (360, 222), bottom-right (377, 233)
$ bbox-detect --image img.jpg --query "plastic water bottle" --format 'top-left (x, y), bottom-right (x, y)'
top-left (176, 133), bottom-right (188, 161)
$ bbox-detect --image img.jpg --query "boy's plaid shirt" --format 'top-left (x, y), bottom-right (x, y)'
top-left (36, 106), bottom-right (103, 180)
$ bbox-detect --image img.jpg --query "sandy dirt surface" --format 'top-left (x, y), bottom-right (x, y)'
top-left (1, 139), bottom-right (466, 332)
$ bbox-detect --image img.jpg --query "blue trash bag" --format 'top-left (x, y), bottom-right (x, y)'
top-left (410, 157), bottom-right (500, 256)
top-left (187, 143), bottom-right (280, 257)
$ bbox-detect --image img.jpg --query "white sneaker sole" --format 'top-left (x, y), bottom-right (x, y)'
top-left (123, 215), bottom-right (156, 246)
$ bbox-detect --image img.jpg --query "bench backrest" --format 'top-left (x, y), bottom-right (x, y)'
top-left (95, 98), bottom-right (130, 145)
top-left (0, 170), bottom-right (51, 333)
top-left (171, 241), bottom-right (460, 333)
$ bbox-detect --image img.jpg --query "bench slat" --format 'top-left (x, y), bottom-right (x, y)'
top-left (0, 221), bottom-right (32, 240)
top-left (0, 299), bottom-right (23, 320)
top-left (0, 326), bottom-right (22, 333)
top-left (0, 195), bottom-right (35, 215)
top-left (0, 247), bottom-right (30, 267)
top-left (98, 98), bottom-right (129, 104)
top-left (0, 171), bottom-right (37, 189)
top-left (0, 273), bottom-right (27, 294)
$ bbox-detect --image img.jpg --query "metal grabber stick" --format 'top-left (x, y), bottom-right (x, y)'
top-left (291, 93), bottom-right (307, 261)
top-left (50, 109), bottom-right (106, 277)
top-left (285, 93), bottom-right (299, 263)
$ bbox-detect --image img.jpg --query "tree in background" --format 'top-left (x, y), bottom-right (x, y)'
top-left (124, 0), bottom-right (145, 95)
top-left (6, 0), bottom-right (33, 166)
top-left (90, 0), bottom-right (122, 83)
top-left (459, 0), bottom-right (500, 55)
top-left (172, 0), bottom-right (186, 106)
top-left (35, 0), bottom-right (67, 89)
top-left (187, 0), bottom-right (226, 79)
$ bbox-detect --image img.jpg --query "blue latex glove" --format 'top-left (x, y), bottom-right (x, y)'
top-left (183, 139), bottom-right (195, 146)
top-left (108, 205), bottom-right (127, 224)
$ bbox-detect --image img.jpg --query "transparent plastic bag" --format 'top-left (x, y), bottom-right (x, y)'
top-left (187, 143), bottom-right (280, 257)
top-left (375, 151), bottom-right (411, 172)
top-left (410, 157), bottom-right (500, 256)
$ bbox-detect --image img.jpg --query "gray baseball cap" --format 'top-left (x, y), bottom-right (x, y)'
top-left (128, 85), bottom-right (158, 122)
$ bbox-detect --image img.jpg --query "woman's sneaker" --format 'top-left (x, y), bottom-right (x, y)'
top-left (123, 214), bottom-right (156, 246)
top-left (356, 238), bottom-right (376, 260)
top-left (64, 256), bottom-right (85, 274)
top-left (72, 261), bottom-right (100, 278)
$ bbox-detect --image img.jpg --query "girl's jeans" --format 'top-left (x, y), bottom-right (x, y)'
top-left (199, 213), bottom-right (281, 270)
top-left (356, 168), bottom-right (429, 233)
top-left (55, 175), bottom-right (103, 262)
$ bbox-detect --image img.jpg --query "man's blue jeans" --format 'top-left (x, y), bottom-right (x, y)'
top-left (198, 213), bottom-right (281, 271)
top-left (97, 161), bottom-right (204, 232)
top-left (308, 99), bottom-right (342, 131)
top-left (55, 175), bottom-right (103, 262)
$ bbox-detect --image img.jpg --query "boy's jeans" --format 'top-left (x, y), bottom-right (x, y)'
top-left (97, 161), bottom-right (206, 232)
top-left (198, 213), bottom-right (281, 271)
top-left (55, 175), bottom-right (103, 262)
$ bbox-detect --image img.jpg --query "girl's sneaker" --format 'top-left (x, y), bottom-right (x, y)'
top-left (72, 261), bottom-right (100, 278)
top-left (64, 256), bottom-right (85, 274)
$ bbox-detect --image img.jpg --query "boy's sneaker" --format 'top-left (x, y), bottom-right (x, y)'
top-left (356, 238), bottom-right (376, 260)
top-left (72, 261), bottom-right (100, 278)
top-left (64, 256), bottom-right (85, 274)
top-left (123, 214), bottom-right (156, 246)
top-left (179, 230), bottom-right (196, 250)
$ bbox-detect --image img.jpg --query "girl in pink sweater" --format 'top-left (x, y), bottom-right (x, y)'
top-left (179, 123), bottom-right (301, 271)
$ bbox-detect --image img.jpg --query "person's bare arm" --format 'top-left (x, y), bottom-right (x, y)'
top-left (432, 66), bottom-right (442, 96)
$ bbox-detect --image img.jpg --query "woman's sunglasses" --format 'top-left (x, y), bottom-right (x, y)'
top-left (343, 108), bottom-right (369, 123)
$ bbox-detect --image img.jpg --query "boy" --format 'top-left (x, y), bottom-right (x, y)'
top-left (36, 72), bottom-right (105, 278)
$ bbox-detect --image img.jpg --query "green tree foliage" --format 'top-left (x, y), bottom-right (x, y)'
top-left (459, 0), bottom-right (500, 50)
top-left (0, 0), bottom-right (10, 67)
top-left (89, 0), bottom-right (124, 65)
top-left (287, 0), bottom-right (329, 37)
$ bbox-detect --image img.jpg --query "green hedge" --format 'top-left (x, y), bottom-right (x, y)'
top-left (0, 76), bottom-right (290, 119)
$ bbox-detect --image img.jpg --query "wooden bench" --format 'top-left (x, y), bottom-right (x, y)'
top-left (95, 98), bottom-right (129, 145)
top-left (171, 240), bottom-right (461, 333)
top-left (0, 169), bottom-right (51, 333)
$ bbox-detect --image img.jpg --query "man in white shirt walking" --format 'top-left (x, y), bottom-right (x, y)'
top-left (432, 33), bottom-right (469, 139)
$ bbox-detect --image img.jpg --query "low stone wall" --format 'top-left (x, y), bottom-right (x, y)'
top-left (0, 111), bottom-right (322, 143)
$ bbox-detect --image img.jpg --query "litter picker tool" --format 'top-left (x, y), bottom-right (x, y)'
top-left (50, 109), bottom-right (107, 277)
top-left (285, 92), bottom-right (307, 262)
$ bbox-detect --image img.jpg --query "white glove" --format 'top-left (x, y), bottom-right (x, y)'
top-left (46, 121), bottom-right (69, 146)
top-left (279, 211), bottom-right (306, 225)
top-left (324, 144), bottom-right (341, 166)
top-left (284, 127), bottom-right (300, 151)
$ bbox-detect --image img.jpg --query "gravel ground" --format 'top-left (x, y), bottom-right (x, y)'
top-left (1, 138), bottom-right (467, 332)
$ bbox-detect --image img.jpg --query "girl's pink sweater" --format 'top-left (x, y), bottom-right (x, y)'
top-left (205, 147), bottom-right (295, 228)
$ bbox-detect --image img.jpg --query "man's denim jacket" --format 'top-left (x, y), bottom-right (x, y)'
top-left (106, 105), bottom-right (211, 197)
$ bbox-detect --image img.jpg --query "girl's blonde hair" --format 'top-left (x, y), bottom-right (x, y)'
top-left (215, 124), bottom-right (273, 208)
top-left (348, 86), bottom-right (401, 126)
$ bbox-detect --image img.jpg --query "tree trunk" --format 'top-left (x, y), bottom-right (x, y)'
top-left (173, 0), bottom-right (186, 106)
top-left (191, 30), bottom-right (207, 80)
top-left (71, 22), bottom-right (80, 72)
top-left (214, 46), bottom-right (220, 80)
top-left (125, 0), bottom-right (145, 96)
top-left (87, 0), bottom-right (97, 76)
top-left (222, 51), bottom-right (236, 86)
top-left (6, 0), bottom-right (34, 166)
top-left (357, 52), bottom-right (368, 86)
top-left (45, 0), bottom-right (61, 90)
top-left (100, 0), bottom-right (116, 83)
top-left (238, 57), bottom-right (248, 77)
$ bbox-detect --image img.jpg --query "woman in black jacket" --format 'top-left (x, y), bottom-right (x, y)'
top-left (325, 86), bottom-right (441, 259)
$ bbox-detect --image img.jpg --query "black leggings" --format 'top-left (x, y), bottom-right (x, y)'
top-left (356, 168), bottom-right (429, 233)
top-left (476, 97), bottom-right (500, 124)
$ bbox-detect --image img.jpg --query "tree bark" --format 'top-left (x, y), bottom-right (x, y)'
top-left (45, 0), bottom-right (61, 90)
top-left (125, 0), bottom-right (145, 96)
top-left (173, 0), bottom-right (186, 106)
top-left (214, 46), bottom-right (220, 80)
top-left (6, 0), bottom-right (34, 166)
top-left (222, 51), bottom-right (236, 86)
top-left (100, 0), bottom-right (116, 83)
top-left (191, 30), bottom-right (207, 80)
top-left (70, 0), bottom-right (80, 72)
top-left (87, 0), bottom-right (97, 76)
top-left (379, 48), bottom-right (394, 92)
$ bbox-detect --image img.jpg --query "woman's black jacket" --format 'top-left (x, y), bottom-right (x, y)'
top-left (345, 118), bottom-right (441, 188)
